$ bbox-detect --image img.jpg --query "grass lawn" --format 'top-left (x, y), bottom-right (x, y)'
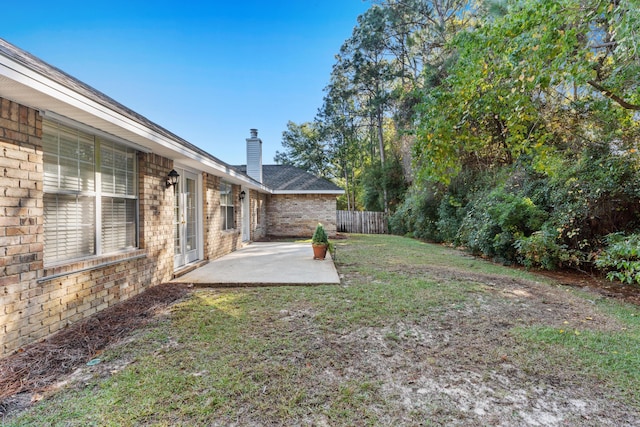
top-left (6, 234), bottom-right (640, 426)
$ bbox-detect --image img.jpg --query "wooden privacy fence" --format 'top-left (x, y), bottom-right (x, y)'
top-left (336, 210), bottom-right (387, 234)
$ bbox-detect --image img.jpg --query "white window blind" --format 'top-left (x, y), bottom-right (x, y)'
top-left (100, 140), bottom-right (137, 253)
top-left (220, 181), bottom-right (235, 230)
top-left (43, 120), bottom-right (138, 264)
top-left (43, 194), bottom-right (95, 262)
top-left (101, 197), bottom-right (136, 253)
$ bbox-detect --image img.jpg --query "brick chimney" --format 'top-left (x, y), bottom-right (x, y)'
top-left (246, 128), bottom-right (262, 183)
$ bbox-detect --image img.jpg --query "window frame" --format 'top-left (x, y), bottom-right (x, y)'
top-left (220, 181), bottom-right (235, 231)
top-left (42, 120), bottom-right (139, 265)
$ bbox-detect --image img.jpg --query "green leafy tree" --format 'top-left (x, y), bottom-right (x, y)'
top-left (413, 0), bottom-right (640, 186)
top-left (318, 81), bottom-right (365, 211)
top-left (274, 121), bottom-right (333, 179)
top-left (363, 155), bottom-right (408, 212)
top-left (334, 5), bottom-right (400, 213)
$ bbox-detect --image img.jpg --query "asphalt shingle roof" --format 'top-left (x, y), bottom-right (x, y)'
top-left (235, 164), bottom-right (343, 192)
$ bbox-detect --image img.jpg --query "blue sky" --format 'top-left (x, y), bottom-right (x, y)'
top-left (2, 0), bottom-right (370, 165)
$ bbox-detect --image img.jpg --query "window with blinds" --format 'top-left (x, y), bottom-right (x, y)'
top-left (100, 140), bottom-right (137, 253)
top-left (220, 181), bottom-right (235, 230)
top-left (43, 120), bottom-right (138, 264)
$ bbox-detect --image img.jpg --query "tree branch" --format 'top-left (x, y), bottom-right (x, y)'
top-left (588, 80), bottom-right (640, 110)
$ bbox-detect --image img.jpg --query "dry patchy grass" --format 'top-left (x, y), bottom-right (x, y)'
top-left (3, 234), bottom-right (640, 426)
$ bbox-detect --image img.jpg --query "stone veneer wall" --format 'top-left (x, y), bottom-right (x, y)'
top-left (203, 173), bottom-right (242, 260)
top-left (266, 194), bottom-right (337, 238)
top-left (0, 97), bottom-right (175, 358)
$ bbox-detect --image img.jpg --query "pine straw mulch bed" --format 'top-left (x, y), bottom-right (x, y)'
top-left (0, 283), bottom-right (192, 406)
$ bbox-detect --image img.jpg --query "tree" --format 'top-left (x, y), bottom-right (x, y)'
top-left (274, 121), bottom-right (332, 179)
top-left (413, 0), bottom-right (640, 186)
top-left (332, 5), bottom-right (401, 213)
top-left (319, 77), bottom-right (365, 211)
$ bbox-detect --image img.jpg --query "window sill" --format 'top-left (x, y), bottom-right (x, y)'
top-left (39, 249), bottom-right (147, 283)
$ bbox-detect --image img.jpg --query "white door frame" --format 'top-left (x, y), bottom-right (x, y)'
top-left (173, 166), bottom-right (203, 270)
top-left (241, 186), bottom-right (250, 242)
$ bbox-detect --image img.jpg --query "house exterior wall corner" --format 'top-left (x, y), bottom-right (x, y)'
top-left (266, 193), bottom-right (337, 238)
top-left (249, 190), bottom-right (268, 241)
top-left (0, 97), bottom-right (45, 357)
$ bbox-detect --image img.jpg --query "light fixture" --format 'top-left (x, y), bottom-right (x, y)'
top-left (239, 190), bottom-right (246, 201)
top-left (166, 169), bottom-right (179, 188)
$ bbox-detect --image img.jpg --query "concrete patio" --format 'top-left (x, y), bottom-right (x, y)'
top-left (170, 242), bottom-right (341, 286)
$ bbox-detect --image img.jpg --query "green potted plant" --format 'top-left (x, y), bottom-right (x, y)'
top-left (311, 223), bottom-right (334, 260)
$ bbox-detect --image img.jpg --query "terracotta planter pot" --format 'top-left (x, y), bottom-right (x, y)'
top-left (312, 243), bottom-right (328, 260)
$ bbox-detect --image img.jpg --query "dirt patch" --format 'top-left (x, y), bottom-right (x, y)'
top-left (320, 296), bottom-right (637, 426)
top-left (0, 283), bottom-right (191, 419)
top-left (538, 268), bottom-right (640, 306)
top-left (326, 264), bottom-right (640, 426)
top-left (389, 263), bottom-right (633, 331)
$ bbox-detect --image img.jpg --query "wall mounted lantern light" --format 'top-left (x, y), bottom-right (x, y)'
top-left (239, 190), bottom-right (246, 201)
top-left (166, 169), bottom-right (180, 188)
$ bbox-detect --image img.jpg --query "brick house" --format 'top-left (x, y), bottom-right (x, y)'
top-left (0, 38), bottom-right (343, 357)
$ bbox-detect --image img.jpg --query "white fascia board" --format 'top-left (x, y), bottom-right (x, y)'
top-left (208, 165), bottom-right (270, 192)
top-left (0, 59), bottom-right (161, 141)
top-left (0, 56), bottom-right (262, 188)
top-left (272, 190), bottom-right (345, 195)
top-left (40, 110), bottom-right (153, 153)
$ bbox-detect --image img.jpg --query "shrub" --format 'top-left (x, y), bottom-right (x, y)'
top-left (362, 157), bottom-right (408, 213)
top-left (389, 184), bottom-right (443, 241)
top-left (595, 233), bottom-right (640, 285)
top-left (436, 195), bottom-right (465, 243)
top-left (312, 223), bottom-right (329, 245)
top-left (546, 146), bottom-right (640, 249)
top-left (387, 202), bottom-right (410, 236)
top-left (514, 227), bottom-right (582, 270)
top-left (457, 198), bottom-right (501, 257)
top-left (392, 146), bottom-right (640, 272)
top-left (435, 168), bottom-right (483, 243)
top-left (458, 186), bottom-right (547, 263)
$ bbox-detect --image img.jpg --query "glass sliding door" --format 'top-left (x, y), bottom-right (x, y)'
top-left (174, 170), bottom-right (200, 269)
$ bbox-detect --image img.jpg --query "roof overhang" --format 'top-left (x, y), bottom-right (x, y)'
top-left (0, 52), bottom-right (267, 191)
top-left (272, 190), bottom-right (345, 195)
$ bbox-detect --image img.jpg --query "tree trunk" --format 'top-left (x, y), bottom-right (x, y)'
top-left (343, 162), bottom-right (352, 212)
top-left (376, 105), bottom-right (389, 215)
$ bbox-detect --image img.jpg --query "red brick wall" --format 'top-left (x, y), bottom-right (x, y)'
top-left (266, 194), bottom-right (337, 238)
